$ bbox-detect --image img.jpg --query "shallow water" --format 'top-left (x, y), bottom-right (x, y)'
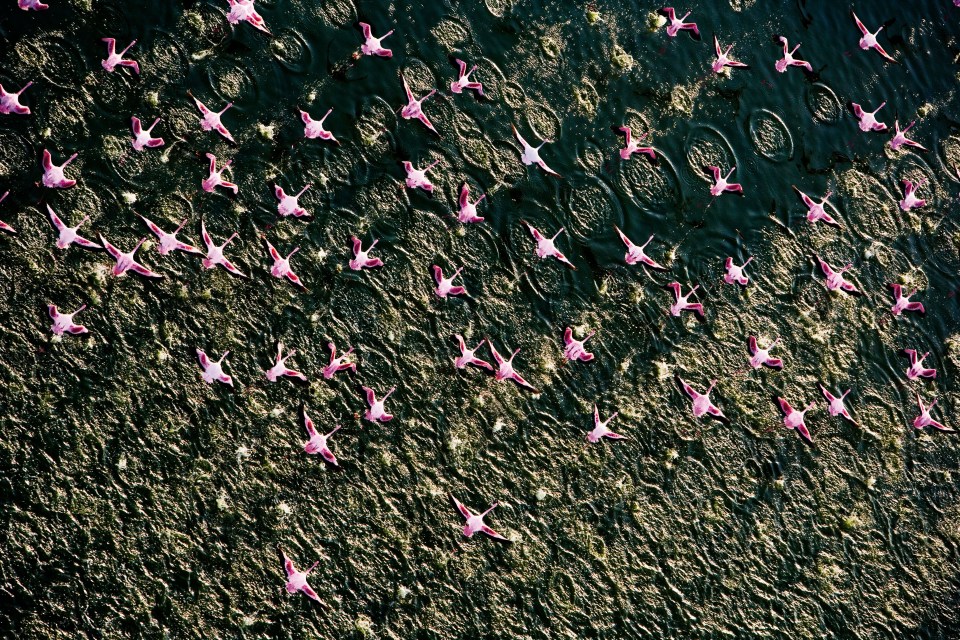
top-left (2, 0), bottom-right (960, 638)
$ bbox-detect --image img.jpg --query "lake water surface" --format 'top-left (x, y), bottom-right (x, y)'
top-left (2, 0), bottom-right (960, 638)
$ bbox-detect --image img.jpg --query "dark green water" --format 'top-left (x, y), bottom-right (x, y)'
top-left (2, 0), bottom-right (960, 637)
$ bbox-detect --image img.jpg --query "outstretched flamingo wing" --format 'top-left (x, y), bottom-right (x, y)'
top-left (46, 205), bottom-right (66, 231)
top-left (851, 12), bottom-right (868, 35)
top-left (99, 235), bottom-right (122, 260)
top-left (130, 262), bottom-right (163, 279)
top-left (201, 222), bottom-right (213, 249)
top-left (303, 412), bottom-right (319, 438)
top-left (666, 282), bottom-right (682, 299)
top-left (417, 111), bottom-right (438, 135)
top-left (480, 525), bottom-right (510, 542)
top-left (219, 258), bottom-right (246, 278)
top-left (509, 370), bottom-right (537, 392)
top-left (524, 222), bottom-right (545, 242)
top-left (265, 240), bottom-right (281, 262)
top-left (677, 377), bottom-right (698, 400)
top-left (511, 124), bottom-right (529, 149)
top-left (873, 43), bottom-right (895, 62)
top-left (776, 397), bottom-right (794, 416)
top-left (300, 584), bottom-right (322, 602)
top-left (192, 96), bottom-right (210, 115)
top-left (450, 495), bottom-right (472, 520)
top-left (401, 75), bottom-right (415, 103)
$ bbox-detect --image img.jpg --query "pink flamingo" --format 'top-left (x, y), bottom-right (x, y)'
top-left (279, 547), bottom-right (323, 603)
top-left (660, 8), bottom-right (700, 39)
top-left (0, 191), bottom-right (13, 235)
top-left (899, 178), bottom-right (926, 212)
top-left (587, 405), bottom-right (626, 443)
top-left (323, 342), bottom-right (356, 380)
top-left (774, 36), bottom-right (812, 73)
top-left (820, 385), bottom-right (858, 426)
top-left (748, 336), bottom-right (783, 370)
top-left (913, 392), bottom-right (951, 432)
top-left (457, 182), bottom-right (486, 223)
top-left (453, 335), bottom-right (493, 371)
top-left (100, 235), bottom-right (162, 278)
top-left (614, 226), bottom-right (666, 269)
top-left (201, 153), bottom-right (238, 194)
top-left (0, 80), bottom-right (34, 115)
top-left (450, 495), bottom-right (510, 541)
top-left (349, 237), bottom-right (383, 271)
top-left (850, 101), bottom-right (887, 132)
top-left (512, 124), bottom-right (560, 176)
top-left (302, 409), bottom-right (341, 465)
top-left (524, 221), bottom-right (576, 269)
top-left (852, 11), bottom-right (895, 62)
top-left (676, 376), bottom-right (726, 420)
top-left (723, 256), bottom-right (753, 286)
top-left (201, 221), bottom-right (247, 277)
top-left (432, 265), bottom-right (467, 298)
top-left (815, 256), bottom-right (860, 294)
top-left (489, 342), bottom-right (538, 392)
top-left (274, 183), bottom-right (311, 218)
top-left (889, 120), bottom-right (927, 152)
top-left (402, 160), bottom-right (439, 193)
top-left (362, 386), bottom-right (395, 423)
top-left (712, 35), bottom-right (749, 73)
top-left (41, 149), bottom-right (78, 189)
top-left (196, 349), bottom-right (233, 386)
top-left (450, 59), bottom-right (484, 96)
top-left (400, 75), bottom-right (438, 135)
top-left (101, 38), bottom-right (139, 74)
top-left (139, 215), bottom-right (202, 256)
top-left (563, 327), bottom-right (595, 362)
top-left (705, 165), bottom-right (743, 197)
top-left (359, 22), bottom-right (394, 58)
top-left (889, 284), bottom-right (924, 317)
top-left (264, 342), bottom-right (306, 383)
top-left (264, 238), bottom-right (305, 288)
top-left (48, 304), bottom-right (89, 336)
top-left (617, 126), bottom-right (657, 161)
top-left (226, 0), bottom-right (271, 35)
top-left (300, 108), bottom-right (338, 144)
top-left (903, 348), bottom-right (936, 381)
top-left (666, 282), bottom-right (704, 319)
top-left (130, 117), bottom-right (163, 151)
top-left (793, 186), bottom-right (840, 227)
top-left (776, 397), bottom-right (815, 444)
top-left (48, 205), bottom-right (100, 250)
top-left (192, 95), bottom-right (235, 143)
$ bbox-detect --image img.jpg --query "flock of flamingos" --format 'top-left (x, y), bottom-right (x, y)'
top-left (5, 0), bottom-right (959, 604)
